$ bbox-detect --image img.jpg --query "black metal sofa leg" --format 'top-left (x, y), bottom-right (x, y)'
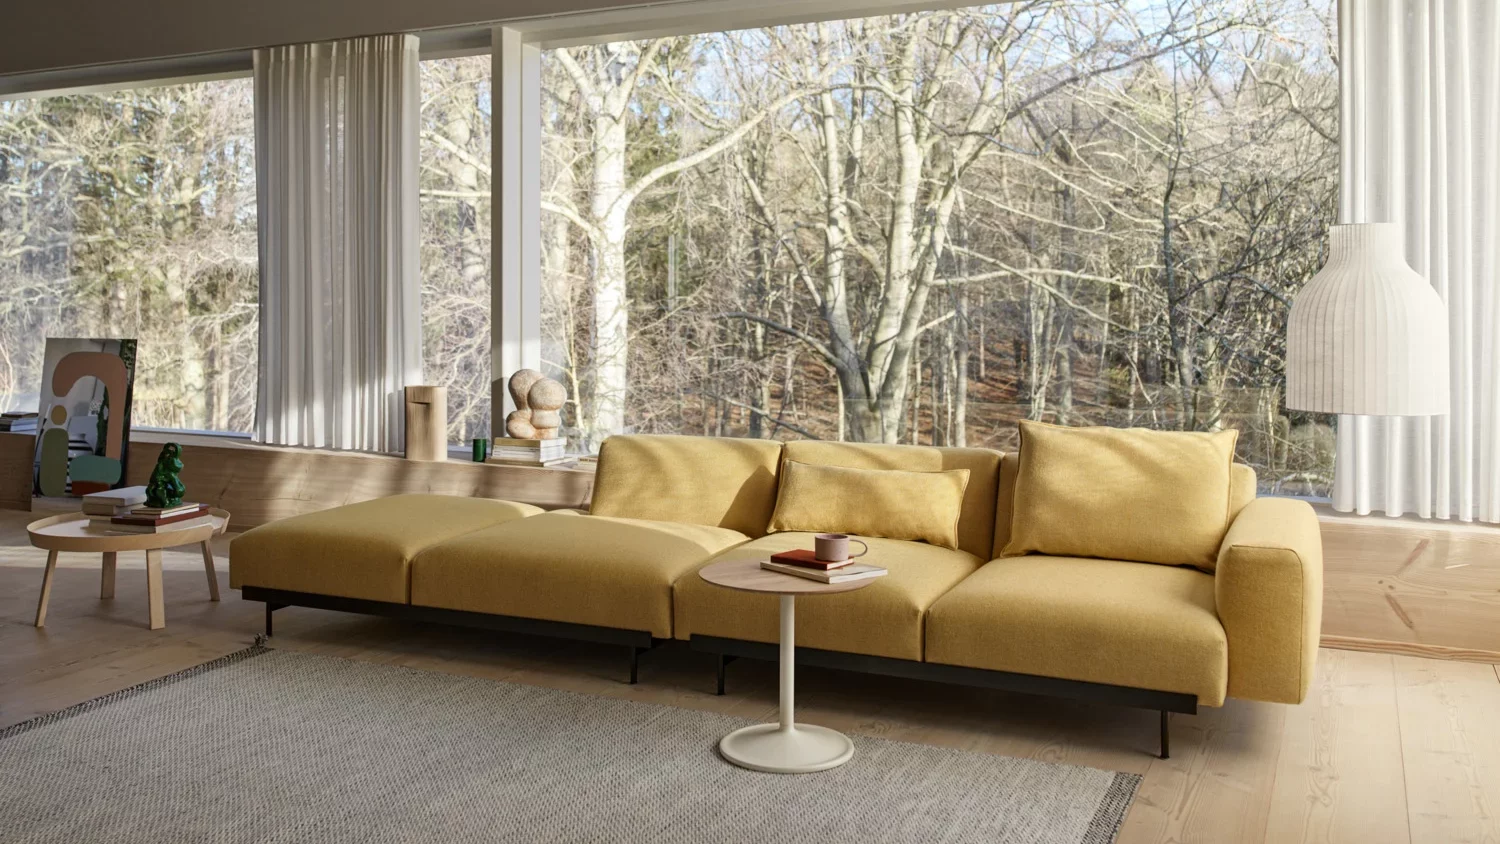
top-left (264, 603), bottom-right (284, 638)
top-left (1160, 710), bottom-right (1170, 759)
top-left (715, 654), bottom-right (738, 696)
top-left (628, 646), bottom-right (641, 685)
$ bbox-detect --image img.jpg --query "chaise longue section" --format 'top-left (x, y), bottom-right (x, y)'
top-left (229, 494), bottom-right (542, 603)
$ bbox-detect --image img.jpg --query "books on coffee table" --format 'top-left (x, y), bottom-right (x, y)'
top-left (81, 486), bottom-right (148, 515)
top-left (761, 560), bottom-right (887, 584)
top-left (767, 548), bottom-right (851, 570)
top-left (93, 503), bottom-right (212, 533)
top-left (105, 514), bottom-right (216, 534)
top-left (128, 503), bottom-right (203, 518)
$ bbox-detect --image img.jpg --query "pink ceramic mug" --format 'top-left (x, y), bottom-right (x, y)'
top-left (815, 533), bottom-right (868, 563)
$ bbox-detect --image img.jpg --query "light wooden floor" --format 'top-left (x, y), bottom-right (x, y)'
top-left (2, 507), bottom-right (1496, 843)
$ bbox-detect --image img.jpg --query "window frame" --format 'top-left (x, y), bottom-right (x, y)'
top-left (482, 0), bottom-right (984, 436)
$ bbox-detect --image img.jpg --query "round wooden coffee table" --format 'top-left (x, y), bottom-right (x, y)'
top-left (27, 509), bottom-right (231, 631)
top-left (698, 557), bottom-right (876, 774)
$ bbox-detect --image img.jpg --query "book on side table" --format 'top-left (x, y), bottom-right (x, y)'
top-left (761, 560), bottom-right (888, 584)
top-left (767, 549), bottom-right (851, 570)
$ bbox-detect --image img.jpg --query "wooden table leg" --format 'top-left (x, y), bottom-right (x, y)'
top-left (145, 549), bottom-right (165, 630)
top-left (101, 551), bottom-right (117, 599)
top-left (34, 550), bottom-right (59, 627)
top-left (200, 541), bottom-right (220, 602)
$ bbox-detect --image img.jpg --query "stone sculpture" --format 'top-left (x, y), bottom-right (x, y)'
top-left (505, 369), bottom-right (567, 440)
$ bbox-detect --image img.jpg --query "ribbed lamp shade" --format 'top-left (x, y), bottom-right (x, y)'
top-left (1286, 223), bottom-right (1450, 416)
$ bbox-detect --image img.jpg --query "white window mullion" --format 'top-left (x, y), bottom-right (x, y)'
top-left (491, 25), bottom-right (542, 434)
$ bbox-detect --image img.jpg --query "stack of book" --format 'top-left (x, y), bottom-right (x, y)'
top-left (760, 549), bottom-right (888, 584)
top-left (106, 503), bottom-right (214, 534)
top-left (0, 411), bottom-right (37, 433)
top-left (83, 488), bottom-right (214, 533)
top-left (485, 437), bottom-right (575, 468)
top-left (82, 486), bottom-right (149, 517)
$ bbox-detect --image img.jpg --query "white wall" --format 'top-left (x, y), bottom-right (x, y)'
top-left (0, 0), bottom-right (648, 76)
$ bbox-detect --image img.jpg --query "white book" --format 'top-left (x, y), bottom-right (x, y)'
top-left (82, 502), bottom-right (136, 517)
top-left (486, 457), bottom-right (577, 468)
top-left (489, 440), bottom-right (564, 452)
top-left (492, 443), bottom-right (565, 454)
top-left (760, 560), bottom-right (888, 584)
top-left (82, 486), bottom-right (148, 506)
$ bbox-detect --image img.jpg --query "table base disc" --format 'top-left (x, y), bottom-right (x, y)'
top-left (718, 723), bottom-right (855, 773)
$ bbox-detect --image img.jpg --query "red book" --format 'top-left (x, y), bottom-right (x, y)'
top-left (112, 504), bottom-right (209, 527)
top-left (768, 549), bottom-right (851, 570)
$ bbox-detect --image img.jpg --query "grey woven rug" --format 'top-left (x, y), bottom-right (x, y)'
top-left (0, 647), bottom-right (1138, 843)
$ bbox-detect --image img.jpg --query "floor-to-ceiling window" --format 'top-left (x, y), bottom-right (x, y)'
top-left (419, 54), bottom-right (493, 446)
top-left (536, 0), bottom-right (1338, 495)
top-left (0, 78), bottom-right (258, 433)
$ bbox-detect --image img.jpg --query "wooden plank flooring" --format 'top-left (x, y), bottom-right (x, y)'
top-left (1, 505), bottom-right (1496, 842)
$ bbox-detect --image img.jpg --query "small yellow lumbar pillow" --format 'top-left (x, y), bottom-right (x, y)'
top-left (1001, 421), bottom-right (1239, 571)
top-left (767, 460), bottom-right (970, 550)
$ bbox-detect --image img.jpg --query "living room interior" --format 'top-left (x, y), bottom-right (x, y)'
top-left (1, 0), bottom-right (1497, 841)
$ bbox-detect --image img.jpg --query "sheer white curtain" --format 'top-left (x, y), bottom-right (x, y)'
top-left (1334, 0), bottom-right (1500, 521)
top-left (253, 34), bottom-right (422, 453)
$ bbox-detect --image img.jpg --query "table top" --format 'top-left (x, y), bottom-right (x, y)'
top-left (27, 508), bottom-right (231, 553)
top-left (698, 557), bottom-right (876, 596)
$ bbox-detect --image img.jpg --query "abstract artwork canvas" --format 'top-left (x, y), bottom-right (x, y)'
top-left (33, 338), bottom-right (137, 497)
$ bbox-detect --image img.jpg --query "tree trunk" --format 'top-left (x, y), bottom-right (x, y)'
top-left (587, 105), bottom-right (630, 444)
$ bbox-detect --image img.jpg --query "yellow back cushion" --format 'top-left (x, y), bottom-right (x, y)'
top-left (999, 422), bottom-right (1240, 571)
top-left (767, 461), bottom-right (970, 550)
top-left (589, 434), bottom-right (782, 536)
top-left (780, 441), bottom-right (1002, 558)
top-left (991, 452), bottom-right (1257, 558)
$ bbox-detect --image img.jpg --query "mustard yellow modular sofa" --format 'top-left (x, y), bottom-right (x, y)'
top-left (230, 433), bottom-right (1323, 756)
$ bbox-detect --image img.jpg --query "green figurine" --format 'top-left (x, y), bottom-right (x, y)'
top-left (145, 442), bottom-right (186, 508)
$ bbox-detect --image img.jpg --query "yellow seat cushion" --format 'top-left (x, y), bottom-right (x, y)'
top-left (926, 556), bottom-right (1228, 705)
top-left (673, 533), bottom-right (983, 661)
top-left (767, 461), bottom-right (970, 550)
top-left (589, 434), bottom-right (783, 536)
top-left (411, 512), bottom-right (748, 638)
top-left (1001, 421), bottom-right (1239, 571)
top-left (228, 495), bottom-right (542, 604)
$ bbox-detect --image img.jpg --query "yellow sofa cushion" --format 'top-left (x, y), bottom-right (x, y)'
top-left (767, 461), bottom-right (969, 551)
top-left (673, 533), bottom-right (983, 661)
top-left (992, 453), bottom-right (1258, 558)
top-left (589, 434), bottom-right (783, 537)
top-left (228, 494), bottom-right (541, 603)
top-left (411, 512), bottom-right (748, 638)
top-left (780, 441), bottom-right (1001, 559)
top-left (1000, 421), bottom-right (1239, 571)
top-left (926, 555), bottom-right (1229, 705)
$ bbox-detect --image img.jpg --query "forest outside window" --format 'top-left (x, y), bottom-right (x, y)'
top-left (419, 54), bottom-right (493, 446)
top-left (537, 0), bottom-right (1338, 496)
top-left (0, 78), bottom-right (257, 433)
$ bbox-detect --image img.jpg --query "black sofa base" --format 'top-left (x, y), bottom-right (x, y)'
top-left (688, 634), bottom-right (1196, 759)
top-left (241, 586), bottom-right (659, 684)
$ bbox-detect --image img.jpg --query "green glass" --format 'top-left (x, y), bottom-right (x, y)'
top-left (473, 438), bottom-right (489, 463)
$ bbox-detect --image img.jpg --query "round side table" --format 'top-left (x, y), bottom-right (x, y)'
top-left (27, 508), bottom-right (231, 631)
top-left (698, 557), bottom-right (876, 774)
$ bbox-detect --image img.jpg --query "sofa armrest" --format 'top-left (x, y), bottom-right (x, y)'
top-left (1214, 497), bottom-right (1323, 704)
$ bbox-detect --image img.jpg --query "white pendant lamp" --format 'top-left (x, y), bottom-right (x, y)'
top-left (1286, 222), bottom-right (1450, 416)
